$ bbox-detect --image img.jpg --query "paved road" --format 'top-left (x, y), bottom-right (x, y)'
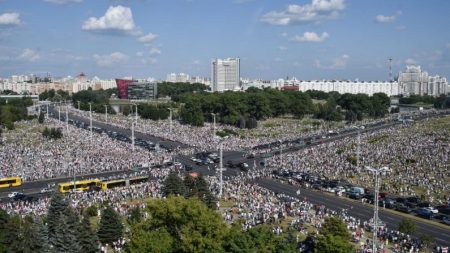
top-left (256, 178), bottom-right (450, 245)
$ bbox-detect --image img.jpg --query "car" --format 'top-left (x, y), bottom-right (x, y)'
top-left (246, 153), bottom-right (255, 159)
top-left (40, 187), bottom-right (54, 193)
top-left (418, 202), bottom-right (439, 214)
top-left (442, 216), bottom-right (450, 226)
top-left (8, 192), bottom-right (20, 198)
top-left (185, 165), bottom-right (193, 171)
top-left (416, 208), bottom-right (434, 219)
top-left (395, 204), bottom-right (413, 213)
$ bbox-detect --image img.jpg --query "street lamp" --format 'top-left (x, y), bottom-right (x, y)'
top-left (168, 108), bottom-right (174, 134)
top-left (132, 103), bottom-right (138, 126)
top-left (65, 102), bottom-right (69, 133)
top-left (89, 102), bottom-right (92, 140)
top-left (356, 126), bottom-right (365, 168)
top-left (104, 105), bottom-right (108, 123)
top-left (278, 140), bottom-right (283, 169)
top-left (217, 136), bottom-right (229, 198)
top-left (77, 100), bottom-right (80, 111)
top-left (211, 113), bottom-right (217, 138)
top-left (365, 166), bottom-right (390, 253)
top-left (58, 103), bottom-right (61, 122)
top-left (131, 121), bottom-right (135, 151)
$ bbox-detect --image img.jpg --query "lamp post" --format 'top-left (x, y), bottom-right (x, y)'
top-left (46, 103), bottom-right (49, 119)
top-left (65, 102), bottom-right (69, 133)
top-left (58, 103), bottom-right (61, 122)
top-left (211, 113), bottom-right (216, 138)
top-left (218, 139), bottom-right (224, 198)
top-left (104, 105), bottom-right (108, 123)
top-left (279, 140), bottom-right (283, 169)
top-left (365, 166), bottom-right (390, 253)
top-left (133, 103), bottom-right (138, 126)
top-left (131, 121), bottom-right (135, 151)
top-left (168, 108), bottom-right (173, 134)
top-left (89, 102), bottom-right (92, 140)
top-left (77, 101), bottom-right (80, 111)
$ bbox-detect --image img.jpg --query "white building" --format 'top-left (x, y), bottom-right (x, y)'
top-left (211, 58), bottom-right (240, 92)
top-left (166, 73), bottom-right (190, 83)
top-left (398, 65), bottom-right (447, 96)
top-left (297, 80), bottom-right (399, 96)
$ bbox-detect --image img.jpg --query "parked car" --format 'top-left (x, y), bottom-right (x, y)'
top-left (8, 192), bottom-right (20, 198)
top-left (416, 208), bottom-right (434, 219)
top-left (395, 204), bottom-right (413, 213)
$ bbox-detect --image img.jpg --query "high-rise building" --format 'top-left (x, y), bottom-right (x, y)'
top-left (166, 73), bottom-right (190, 83)
top-left (398, 65), bottom-right (448, 96)
top-left (211, 58), bottom-right (240, 92)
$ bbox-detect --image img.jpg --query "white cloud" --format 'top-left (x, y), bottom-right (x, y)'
top-left (315, 54), bottom-right (349, 69)
top-left (19, 48), bottom-right (40, 62)
top-left (138, 33), bottom-right (158, 43)
top-left (141, 58), bottom-right (157, 65)
top-left (292, 32), bottom-right (329, 42)
top-left (93, 52), bottom-right (128, 66)
top-left (136, 51), bottom-right (143, 57)
top-left (261, 0), bottom-right (345, 25)
top-left (0, 12), bottom-right (21, 26)
top-left (280, 32), bottom-right (288, 37)
top-left (148, 47), bottom-right (161, 55)
top-left (82, 5), bottom-right (138, 35)
top-left (375, 15), bottom-right (395, 23)
top-left (376, 11), bottom-right (401, 23)
top-left (447, 43), bottom-right (450, 49)
top-left (44, 0), bottom-right (82, 4)
top-left (192, 60), bottom-right (200, 65)
top-left (278, 46), bottom-right (288, 51)
top-left (404, 58), bottom-right (417, 65)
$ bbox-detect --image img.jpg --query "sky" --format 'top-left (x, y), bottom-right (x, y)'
top-left (0, 0), bottom-right (449, 80)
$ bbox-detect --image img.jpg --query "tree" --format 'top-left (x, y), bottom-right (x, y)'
top-left (398, 218), bottom-right (416, 235)
top-left (314, 234), bottom-right (354, 253)
top-left (128, 207), bottom-right (142, 225)
top-left (183, 174), bottom-right (216, 209)
top-left (21, 216), bottom-right (44, 253)
top-left (78, 214), bottom-right (98, 253)
top-left (0, 209), bottom-right (10, 253)
top-left (47, 192), bottom-right (68, 242)
top-left (38, 112), bottom-right (45, 124)
top-left (319, 217), bottom-right (351, 241)
top-left (163, 172), bottom-right (186, 197)
top-left (127, 196), bottom-right (227, 253)
top-left (97, 206), bottom-right (124, 245)
top-left (4, 216), bottom-right (22, 253)
top-left (223, 223), bottom-right (256, 253)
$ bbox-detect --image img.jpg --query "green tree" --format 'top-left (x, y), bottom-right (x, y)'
top-left (21, 216), bottom-right (44, 253)
top-left (127, 196), bottom-right (227, 253)
top-left (78, 214), bottom-right (98, 253)
top-left (183, 174), bottom-right (216, 209)
top-left (315, 234), bottom-right (354, 253)
top-left (0, 209), bottom-right (10, 253)
top-left (38, 112), bottom-right (45, 124)
top-left (319, 217), bottom-right (351, 241)
top-left (98, 206), bottom-right (124, 245)
top-left (163, 172), bottom-right (186, 197)
top-left (223, 223), bottom-right (256, 253)
top-left (47, 192), bottom-right (68, 243)
top-left (398, 218), bottom-right (416, 235)
top-left (128, 207), bottom-right (142, 225)
top-left (4, 215), bottom-right (22, 253)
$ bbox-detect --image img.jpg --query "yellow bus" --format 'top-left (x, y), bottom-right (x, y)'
top-left (99, 179), bottom-right (127, 190)
top-left (0, 177), bottom-right (22, 188)
top-left (99, 176), bottom-right (149, 190)
top-left (58, 179), bottom-right (101, 193)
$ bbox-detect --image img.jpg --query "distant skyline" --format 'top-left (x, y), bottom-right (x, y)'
top-left (0, 0), bottom-right (449, 80)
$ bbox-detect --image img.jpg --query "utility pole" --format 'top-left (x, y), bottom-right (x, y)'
top-left (219, 140), bottom-right (223, 198)
top-left (168, 108), bottom-right (173, 134)
top-left (279, 140), bottom-right (283, 169)
top-left (131, 121), bottom-right (135, 151)
top-left (104, 105), bottom-right (108, 123)
top-left (58, 104), bottom-right (61, 122)
top-left (365, 166), bottom-right (390, 253)
top-left (46, 104), bottom-right (49, 119)
top-left (133, 103), bottom-right (138, 126)
top-left (89, 102), bottom-right (92, 140)
top-left (211, 113), bottom-right (216, 138)
top-left (357, 128), bottom-right (361, 168)
top-left (65, 103), bottom-right (69, 133)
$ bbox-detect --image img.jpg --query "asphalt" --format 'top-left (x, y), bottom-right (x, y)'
top-left (256, 178), bottom-right (450, 245)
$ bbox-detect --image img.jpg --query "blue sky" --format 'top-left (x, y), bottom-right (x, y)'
top-left (0, 0), bottom-right (449, 80)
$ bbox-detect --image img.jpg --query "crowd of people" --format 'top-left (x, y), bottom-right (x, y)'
top-left (0, 104), bottom-right (448, 252)
top-left (264, 119), bottom-right (450, 205)
top-left (0, 118), bottom-right (173, 182)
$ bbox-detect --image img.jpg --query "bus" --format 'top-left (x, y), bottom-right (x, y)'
top-left (58, 179), bottom-right (101, 193)
top-left (99, 176), bottom-right (149, 190)
top-left (0, 177), bottom-right (22, 188)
